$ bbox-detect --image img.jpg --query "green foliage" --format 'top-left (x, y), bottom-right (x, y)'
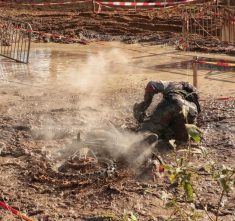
top-left (99, 213), bottom-right (120, 221)
top-left (181, 174), bottom-right (194, 201)
top-left (181, 104), bottom-right (202, 142)
top-left (166, 163), bottom-right (194, 201)
top-left (214, 165), bottom-right (235, 193)
top-left (99, 212), bottom-right (138, 221)
top-left (126, 213), bottom-right (138, 221)
top-left (162, 131), bottom-right (234, 221)
top-left (121, 212), bottom-right (138, 221)
top-left (188, 211), bottom-right (203, 221)
top-left (203, 161), bottom-right (215, 173)
top-left (185, 124), bottom-right (202, 142)
top-left (159, 105), bottom-right (234, 220)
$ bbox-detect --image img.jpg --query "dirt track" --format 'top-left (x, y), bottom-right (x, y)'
top-left (0, 1), bottom-right (235, 220)
top-left (1, 1), bottom-right (235, 54)
top-left (0, 80), bottom-right (234, 221)
top-left (0, 4), bottom-right (182, 43)
top-left (0, 42), bottom-right (235, 220)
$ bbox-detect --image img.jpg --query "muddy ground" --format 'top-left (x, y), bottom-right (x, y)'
top-left (0, 1), bottom-right (235, 220)
top-left (0, 42), bottom-right (235, 220)
top-left (0, 82), bottom-right (234, 221)
top-left (1, 1), bottom-right (235, 54)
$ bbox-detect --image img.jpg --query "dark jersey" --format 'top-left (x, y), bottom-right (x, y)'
top-left (143, 81), bottom-right (200, 113)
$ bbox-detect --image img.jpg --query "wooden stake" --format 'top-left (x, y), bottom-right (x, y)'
top-left (192, 57), bottom-right (198, 88)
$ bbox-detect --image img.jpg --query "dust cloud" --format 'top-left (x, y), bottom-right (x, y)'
top-left (45, 48), bottom-right (154, 165)
top-left (68, 48), bottom-right (153, 165)
top-left (68, 48), bottom-right (129, 107)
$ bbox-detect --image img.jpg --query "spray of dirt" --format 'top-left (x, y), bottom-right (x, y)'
top-left (35, 47), bottom-right (153, 166)
top-left (66, 48), bottom-right (154, 165)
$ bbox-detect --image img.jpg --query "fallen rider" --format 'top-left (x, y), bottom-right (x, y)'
top-left (133, 80), bottom-right (201, 142)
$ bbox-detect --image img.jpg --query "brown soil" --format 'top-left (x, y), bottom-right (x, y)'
top-left (1, 1), bottom-right (235, 54)
top-left (0, 2), bottom-right (235, 221)
top-left (0, 75), bottom-right (234, 220)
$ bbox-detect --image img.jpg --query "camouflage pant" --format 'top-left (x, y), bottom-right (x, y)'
top-left (140, 95), bottom-right (198, 141)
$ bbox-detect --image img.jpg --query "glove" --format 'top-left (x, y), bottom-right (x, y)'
top-left (133, 103), bottom-right (146, 123)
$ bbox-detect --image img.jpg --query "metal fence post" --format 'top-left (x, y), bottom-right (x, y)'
top-left (192, 57), bottom-right (198, 88)
top-left (92, 0), bottom-right (96, 13)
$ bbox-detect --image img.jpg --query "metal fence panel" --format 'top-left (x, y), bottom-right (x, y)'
top-left (183, 5), bottom-right (235, 46)
top-left (0, 16), bottom-right (32, 63)
top-left (221, 7), bottom-right (235, 43)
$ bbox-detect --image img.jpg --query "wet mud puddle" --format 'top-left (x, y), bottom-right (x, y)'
top-left (0, 41), bottom-right (234, 98)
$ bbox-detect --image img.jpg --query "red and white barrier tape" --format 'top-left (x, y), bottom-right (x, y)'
top-left (196, 60), bottom-right (235, 67)
top-left (0, 201), bottom-right (34, 221)
top-left (215, 97), bottom-right (235, 101)
top-left (96, 2), bottom-right (177, 13)
top-left (0, 0), bottom-right (91, 6)
top-left (96, 0), bottom-right (195, 6)
top-left (200, 97), bottom-right (235, 101)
